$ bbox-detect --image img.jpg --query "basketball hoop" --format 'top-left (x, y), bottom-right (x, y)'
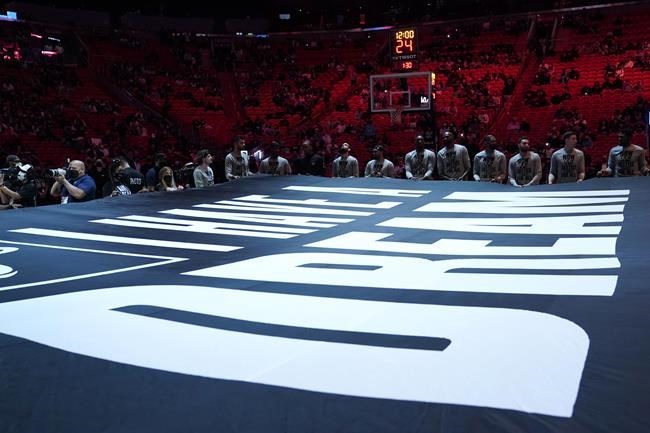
top-left (389, 106), bottom-right (403, 126)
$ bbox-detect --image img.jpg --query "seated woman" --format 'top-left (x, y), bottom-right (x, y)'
top-left (156, 166), bottom-right (184, 192)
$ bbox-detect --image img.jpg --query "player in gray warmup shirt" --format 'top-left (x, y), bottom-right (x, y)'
top-left (549, 130), bottom-right (585, 184)
top-left (437, 131), bottom-right (471, 180)
top-left (597, 128), bottom-right (649, 177)
top-left (508, 137), bottom-right (542, 187)
top-left (259, 141), bottom-right (292, 176)
top-left (331, 142), bottom-right (360, 177)
top-left (404, 135), bottom-right (435, 180)
top-left (365, 145), bottom-right (395, 178)
top-left (225, 136), bottom-right (254, 180)
top-left (473, 134), bottom-right (507, 183)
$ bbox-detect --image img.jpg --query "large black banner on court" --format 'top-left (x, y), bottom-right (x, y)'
top-left (1, 176), bottom-right (649, 433)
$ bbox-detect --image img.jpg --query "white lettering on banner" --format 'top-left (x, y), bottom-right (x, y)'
top-left (232, 195), bottom-right (402, 209)
top-left (195, 201), bottom-right (375, 216)
top-left (91, 216), bottom-right (314, 239)
top-left (10, 228), bottom-right (240, 252)
top-left (283, 186), bottom-right (430, 198)
top-left (380, 214), bottom-right (623, 235)
top-left (2, 187), bottom-right (626, 417)
top-left (0, 247), bottom-right (18, 278)
top-left (415, 190), bottom-right (629, 214)
top-left (159, 209), bottom-right (352, 228)
top-left (444, 190), bottom-right (630, 197)
top-left (306, 232), bottom-right (617, 256)
top-left (0, 285), bottom-right (588, 417)
top-left (183, 253), bottom-right (619, 296)
top-left (0, 265), bottom-right (17, 278)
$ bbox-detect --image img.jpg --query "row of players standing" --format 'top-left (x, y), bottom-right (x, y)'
top-left (396, 129), bottom-right (646, 184)
top-left (218, 129), bottom-right (647, 185)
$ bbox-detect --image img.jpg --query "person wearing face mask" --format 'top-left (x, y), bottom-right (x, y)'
top-left (102, 157), bottom-right (143, 198)
top-left (259, 141), bottom-right (292, 176)
top-left (114, 156), bottom-right (145, 194)
top-left (404, 134), bottom-right (435, 180)
top-left (597, 128), bottom-right (648, 177)
top-left (0, 163), bottom-right (38, 209)
top-left (158, 166), bottom-right (184, 191)
top-left (50, 160), bottom-right (96, 204)
top-left (331, 143), bottom-right (359, 178)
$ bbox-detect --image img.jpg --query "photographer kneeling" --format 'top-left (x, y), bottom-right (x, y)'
top-left (0, 164), bottom-right (38, 210)
top-left (50, 160), bottom-right (96, 204)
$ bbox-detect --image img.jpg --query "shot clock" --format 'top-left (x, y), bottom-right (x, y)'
top-left (390, 27), bottom-right (418, 71)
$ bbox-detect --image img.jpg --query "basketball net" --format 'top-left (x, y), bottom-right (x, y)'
top-left (389, 106), bottom-right (403, 126)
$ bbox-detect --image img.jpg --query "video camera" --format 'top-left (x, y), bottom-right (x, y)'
top-left (176, 163), bottom-right (197, 188)
top-left (47, 168), bottom-right (67, 177)
top-left (46, 158), bottom-right (70, 178)
top-left (0, 167), bottom-right (19, 188)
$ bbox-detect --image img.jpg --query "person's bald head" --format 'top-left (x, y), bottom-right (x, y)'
top-left (69, 160), bottom-right (86, 175)
top-left (302, 140), bottom-right (313, 155)
top-left (415, 135), bottom-right (425, 151)
top-left (442, 131), bottom-right (455, 147)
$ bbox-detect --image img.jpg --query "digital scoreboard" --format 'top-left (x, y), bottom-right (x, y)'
top-left (390, 27), bottom-right (418, 71)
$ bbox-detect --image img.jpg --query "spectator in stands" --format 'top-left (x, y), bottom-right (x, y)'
top-left (508, 137), bottom-right (542, 187)
top-left (597, 128), bottom-right (649, 177)
top-left (503, 77), bottom-right (516, 98)
top-left (193, 149), bottom-right (215, 187)
top-left (591, 81), bottom-right (603, 95)
top-left (437, 131), bottom-right (471, 181)
top-left (507, 118), bottom-right (521, 132)
top-left (225, 137), bottom-right (254, 180)
top-left (331, 143), bottom-right (360, 178)
top-left (0, 163), bottom-right (38, 209)
top-left (548, 131), bottom-right (586, 184)
top-left (581, 133), bottom-right (594, 149)
top-left (405, 135), bottom-right (435, 181)
top-left (158, 166), bottom-right (184, 191)
top-left (259, 141), bottom-right (292, 176)
top-left (88, 159), bottom-right (109, 198)
top-left (296, 139), bottom-right (324, 176)
top-left (362, 119), bottom-right (377, 142)
top-left (423, 128), bottom-right (436, 148)
top-left (473, 135), bottom-right (507, 183)
top-left (50, 160), bottom-right (96, 204)
top-left (393, 156), bottom-right (406, 179)
top-left (146, 153), bottom-right (167, 191)
top-left (365, 145), bottom-right (395, 178)
top-left (559, 69), bottom-right (569, 85)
